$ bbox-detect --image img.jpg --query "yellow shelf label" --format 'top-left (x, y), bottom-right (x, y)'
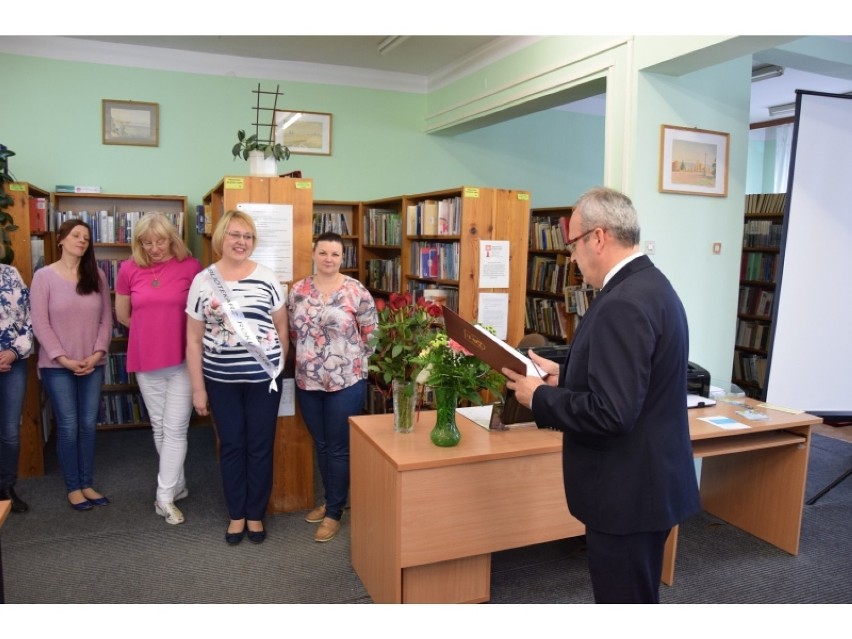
top-left (295, 181), bottom-right (313, 190)
top-left (463, 187), bottom-right (480, 198)
top-left (224, 177), bottom-right (245, 190)
top-left (9, 183), bottom-right (25, 192)
top-left (517, 192), bottom-right (530, 201)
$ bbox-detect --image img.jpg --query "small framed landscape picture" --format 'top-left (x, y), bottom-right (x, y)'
top-left (659, 125), bottom-right (729, 197)
top-left (102, 99), bottom-right (159, 147)
top-left (276, 110), bottom-right (332, 155)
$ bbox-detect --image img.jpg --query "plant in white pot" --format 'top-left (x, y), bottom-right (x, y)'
top-left (231, 84), bottom-right (291, 176)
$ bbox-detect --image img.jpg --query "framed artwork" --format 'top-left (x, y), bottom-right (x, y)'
top-left (102, 100), bottom-right (159, 147)
top-left (659, 125), bottom-right (729, 197)
top-left (275, 110), bottom-right (332, 155)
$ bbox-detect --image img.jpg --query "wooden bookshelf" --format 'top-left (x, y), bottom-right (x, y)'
top-left (52, 191), bottom-right (189, 430)
top-left (526, 206), bottom-right (595, 345)
top-left (732, 193), bottom-right (787, 399)
top-left (3, 182), bottom-right (52, 477)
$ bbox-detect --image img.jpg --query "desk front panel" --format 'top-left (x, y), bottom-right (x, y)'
top-left (399, 451), bottom-right (584, 567)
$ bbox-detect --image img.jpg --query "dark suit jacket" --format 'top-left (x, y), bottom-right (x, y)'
top-left (531, 255), bottom-right (701, 534)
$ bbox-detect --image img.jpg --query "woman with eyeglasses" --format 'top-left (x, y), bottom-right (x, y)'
top-left (115, 213), bottom-right (202, 525)
top-left (30, 219), bottom-right (112, 511)
top-left (186, 210), bottom-right (288, 545)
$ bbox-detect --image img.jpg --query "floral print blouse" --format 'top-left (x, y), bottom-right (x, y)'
top-left (0, 264), bottom-right (34, 360)
top-left (288, 275), bottom-right (377, 392)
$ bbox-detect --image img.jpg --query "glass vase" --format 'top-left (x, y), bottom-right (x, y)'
top-left (430, 386), bottom-right (461, 447)
top-left (392, 379), bottom-right (417, 434)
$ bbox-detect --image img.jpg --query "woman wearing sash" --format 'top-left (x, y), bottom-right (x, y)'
top-left (186, 210), bottom-right (288, 545)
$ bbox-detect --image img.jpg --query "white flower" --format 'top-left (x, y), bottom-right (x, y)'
top-left (416, 363), bottom-right (433, 385)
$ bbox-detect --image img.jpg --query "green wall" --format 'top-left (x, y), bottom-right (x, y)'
top-left (0, 51), bottom-right (603, 210)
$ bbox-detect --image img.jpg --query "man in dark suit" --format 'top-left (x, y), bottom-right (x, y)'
top-left (504, 187), bottom-right (700, 603)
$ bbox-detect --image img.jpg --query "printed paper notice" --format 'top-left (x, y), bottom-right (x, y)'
top-left (477, 292), bottom-right (509, 340)
top-left (237, 202), bottom-right (293, 281)
top-left (479, 240), bottom-right (510, 288)
top-left (698, 415), bottom-right (750, 430)
top-left (278, 378), bottom-right (295, 416)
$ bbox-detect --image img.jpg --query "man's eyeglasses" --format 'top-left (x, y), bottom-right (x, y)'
top-left (226, 231), bottom-right (255, 242)
top-left (140, 238), bottom-right (168, 249)
top-left (565, 228), bottom-right (595, 254)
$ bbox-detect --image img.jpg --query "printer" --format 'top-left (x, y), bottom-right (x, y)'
top-left (687, 361), bottom-right (711, 398)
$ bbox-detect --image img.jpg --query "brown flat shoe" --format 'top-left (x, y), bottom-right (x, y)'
top-left (305, 504), bottom-right (326, 523)
top-left (314, 517), bottom-right (340, 543)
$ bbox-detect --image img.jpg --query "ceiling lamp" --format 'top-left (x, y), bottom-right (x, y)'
top-left (377, 36), bottom-right (408, 55)
top-left (768, 102), bottom-right (796, 117)
top-left (752, 64), bottom-right (785, 82)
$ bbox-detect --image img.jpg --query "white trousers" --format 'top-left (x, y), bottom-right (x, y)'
top-left (136, 362), bottom-right (193, 505)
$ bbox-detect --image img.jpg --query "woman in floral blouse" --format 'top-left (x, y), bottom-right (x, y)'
top-left (289, 231), bottom-right (377, 543)
top-left (0, 244), bottom-right (35, 513)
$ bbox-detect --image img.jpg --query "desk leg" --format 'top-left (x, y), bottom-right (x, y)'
top-left (661, 525), bottom-right (679, 586)
top-left (701, 438), bottom-right (809, 555)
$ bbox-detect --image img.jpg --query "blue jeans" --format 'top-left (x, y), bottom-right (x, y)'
top-left (296, 380), bottom-right (365, 521)
top-left (205, 375), bottom-right (283, 521)
top-left (41, 366), bottom-right (105, 493)
top-left (0, 358), bottom-right (28, 490)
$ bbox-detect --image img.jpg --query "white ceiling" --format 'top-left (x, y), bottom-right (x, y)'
top-left (9, 35), bottom-right (852, 124)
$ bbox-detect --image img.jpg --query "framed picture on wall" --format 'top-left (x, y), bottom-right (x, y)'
top-left (102, 100), bottom-right (159, 147)
top-left (659, 125), bottom-right (729, 197)
top-left (275, 110), bottom-right (332, 155)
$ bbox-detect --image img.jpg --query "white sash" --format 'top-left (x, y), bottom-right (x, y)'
top-left (207, 266), bottom-right (282, 392)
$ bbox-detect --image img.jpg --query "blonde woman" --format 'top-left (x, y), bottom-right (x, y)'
top-left (115, 213), bottom-right (202, 525)
top-left (186, 210), bottom-right (288, 545)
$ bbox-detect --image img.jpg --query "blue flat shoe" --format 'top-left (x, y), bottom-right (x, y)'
top-left (87, 496), bottom-right (110, 506)
top-left (247, 529), bottom-right (266, 544)
top-left (69, 499), bottom-right (93, 511)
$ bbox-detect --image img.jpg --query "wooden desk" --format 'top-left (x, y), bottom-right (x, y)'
top-left (350, 401), bottom-right (820, 603)
top-left (1, 499), bottom-right (10, 604)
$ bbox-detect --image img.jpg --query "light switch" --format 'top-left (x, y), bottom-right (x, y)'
top-left (712, 242), bottom-right (722, 255)
top-left (645, 240), bottom-right (655, 255)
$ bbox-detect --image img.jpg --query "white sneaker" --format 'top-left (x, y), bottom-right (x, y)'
top-left (155, 501), bottom-right (185, 525)
top-left (175, 486), bottom-right (189, 501)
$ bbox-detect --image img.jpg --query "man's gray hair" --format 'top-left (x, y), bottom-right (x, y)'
top-left (573, 187), bottom-right (640, 247)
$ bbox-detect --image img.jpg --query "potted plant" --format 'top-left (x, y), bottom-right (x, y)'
top-left (0, 145), bottom-right (17, 265)
top-left (231, 84), bottom-right (291, 176)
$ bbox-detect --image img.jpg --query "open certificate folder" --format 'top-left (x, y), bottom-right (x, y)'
top-left (442, 307), bottom-right (543, 378)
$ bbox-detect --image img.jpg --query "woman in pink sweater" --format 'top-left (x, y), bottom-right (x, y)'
top-left (31, 220), bottom-right (112, 511)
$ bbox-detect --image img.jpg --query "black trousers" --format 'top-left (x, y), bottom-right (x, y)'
top-left (585, 527), bottom-right (671, 603)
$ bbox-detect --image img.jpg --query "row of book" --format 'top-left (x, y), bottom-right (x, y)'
top-left (408, 283), bottom-right (459, 313)
top-left (736, 319), bottom-right (772, 352)
top-left (527, 254), bottom-right (570, 294)
top-left (733, 353), bottom-right (767, 390)
top-left (529, 215), bottom-right (570, 251)
top-left (738, 286), bottom-right (774, 317)
top-left (103, 352), bottom-right (138, 385)
top-left (740, 252), bottom-right (778, 282)
top-left (525, 297), bottom-right (573, 339)
top-left (363, 208), bottom-right (402, 246)
top-left (410, 241), bottom-right (460, 281)
top-left (744, 192), bottom-right (787, 215)
top-left (365, 257), bottom-right (400, 292)
top-left (565, 285), bottom-right (596, 317)
top-left (314, 205), bottom-right (353, 236)
top-left (52, 209), bottom-right (185, 243)
top-left (98, 392), bottom-right (149, 427)
top-left (406, 197), bottom-right (462, 236)
top-left (743, 219), bottom-right (784, 248)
